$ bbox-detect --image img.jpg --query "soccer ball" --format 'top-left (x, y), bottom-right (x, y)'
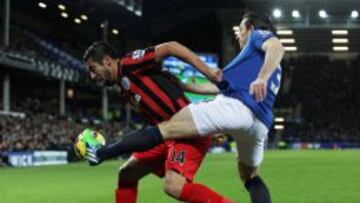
top-left (74, 128), bottom-right (106, 159)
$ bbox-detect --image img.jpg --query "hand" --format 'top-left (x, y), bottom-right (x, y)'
top-left (209, 68), bottom-right (223, 83)
top-left (249, 77), bottom-right (267, 102)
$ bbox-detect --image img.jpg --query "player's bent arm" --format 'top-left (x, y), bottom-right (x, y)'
top-left (154, 41), bottom-right (220, 83)
top-left (166, 74), bottom-right (219, 95)
top-left (183, 82), bottom-right (220, 95)
top-left (257, 37), bottom-right (285, 80)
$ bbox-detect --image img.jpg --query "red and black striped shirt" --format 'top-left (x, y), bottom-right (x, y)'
top-left (118, 47), bottom-right (190, 125)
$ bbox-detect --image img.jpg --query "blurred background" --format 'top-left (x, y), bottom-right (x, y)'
top-left (0, 0), bottom-right (360, 202)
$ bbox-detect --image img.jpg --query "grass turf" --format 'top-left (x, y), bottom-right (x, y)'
top-left (1, 150), bottom-right (360, 203)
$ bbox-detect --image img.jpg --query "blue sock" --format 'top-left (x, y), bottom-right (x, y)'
top-left (245, 176), bottom-right (272, 203)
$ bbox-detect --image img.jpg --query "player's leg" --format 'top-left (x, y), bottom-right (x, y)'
top-left (238, 162), bottom-right (271, 203)
top-left (159, 94), bottom-right (253, 139)
top-left (233, 118), bottom-right (272, 203)
top-left (116, 143), bottom-right (168, 203)
top-left (116, 156), bottom-right (153, 203)
top-left (158, 106), bottom-right (199, 139)
top-left (93, 106), bottom-right (199, 163)
top-left (163, 170), bottom-right (186, 198)
top-left (166, 170), bottom-right (236, 203)
top-left (92, 95), bottom-right (253, 162)
top-left (163, 139), bottom-right (235, 203)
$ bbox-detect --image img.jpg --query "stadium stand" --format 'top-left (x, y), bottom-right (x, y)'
top-left (273, 55), bottom-right (360, 147)
top-left (0, 96), bottom-right (134, 165)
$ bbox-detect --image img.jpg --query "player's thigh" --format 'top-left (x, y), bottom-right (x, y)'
top-left (233, 118), bottom-right (268, 179)
top-left (163, 138), bottom-right (210, 198)
top-left (159, 106), bottom-right (199, 139)
top-left (118, 156), bottom-right (154, 182)
top-left (165, 137), bottom-right (211, 182)
top-left (187, 95), bottom-right (254, 136)
top-left (131, 143), bottom-right (168, 178)
top-left (159, 94), bottom-right (252, 139)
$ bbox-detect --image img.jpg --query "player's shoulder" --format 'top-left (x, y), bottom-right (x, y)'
top-left (123, 48), bottom-right (146, 60)
top-left (129, 47), bottom-right (155, 59)
top-left (251, 29), bottom-right (275, 40)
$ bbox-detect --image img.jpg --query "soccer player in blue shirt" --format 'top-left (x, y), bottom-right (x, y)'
top-left (85, 12), bottom-right (284, 203)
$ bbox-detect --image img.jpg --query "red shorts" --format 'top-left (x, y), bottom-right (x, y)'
top-left (132, 136), bottom-right (211, 182)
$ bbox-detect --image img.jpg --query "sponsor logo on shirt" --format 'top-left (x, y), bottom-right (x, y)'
top-left (132, 50), bottom-right (145, 60)
top-left (257, 30), bottom-right (272, 38)
top-left (121, 77), bottom-right (131, 90)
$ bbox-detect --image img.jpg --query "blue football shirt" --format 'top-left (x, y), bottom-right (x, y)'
top-left (218, 29), bottom-right (282, 129)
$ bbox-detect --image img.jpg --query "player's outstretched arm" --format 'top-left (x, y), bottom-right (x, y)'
top-left (250, 37), bottom-right (284, 102)
top-left (154, 41), bottom-right (222, 83)
top-left (166, 72), bottom-right (220, 95)
top-left (183, 82), bottom-right (220, 95)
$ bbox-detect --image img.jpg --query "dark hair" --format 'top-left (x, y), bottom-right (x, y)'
top-left (83, 41), bottom-right (118, 63)
top-left (242, 12), bottom-right (276, 33)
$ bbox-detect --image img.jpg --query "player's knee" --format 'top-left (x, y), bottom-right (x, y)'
top-left (118, 164), bottom-right (132, 181)
top-left (118, 160), bottom-right (140, 182)
top-left (240, 171), bottom-right (251, 183)
top-left (163, 171), bottom-right (186, 199)
top-left (163, 178), bottom-right (184, 199)
top-left (238, 160), bottom-right (259, 183)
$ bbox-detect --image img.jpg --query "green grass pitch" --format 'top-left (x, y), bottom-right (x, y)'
top-left (1, 150), bottom-right (360, 203)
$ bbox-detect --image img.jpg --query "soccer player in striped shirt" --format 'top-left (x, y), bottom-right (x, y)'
top-left (83, 41), bottom-right (233, 203)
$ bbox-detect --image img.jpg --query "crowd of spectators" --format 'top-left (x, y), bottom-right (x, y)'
top-left (0, 97), bottom-right (134, 166)
top-left (274, 55), bottom-right (360, 144)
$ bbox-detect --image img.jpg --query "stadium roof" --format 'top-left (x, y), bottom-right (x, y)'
top-left (243, 0), bottom-right (360, 52)
top-left (6, 0), bottom-right (360, 53)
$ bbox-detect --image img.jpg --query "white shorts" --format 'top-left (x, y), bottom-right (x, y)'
top-left (188, 94), bottom-right (269, 166)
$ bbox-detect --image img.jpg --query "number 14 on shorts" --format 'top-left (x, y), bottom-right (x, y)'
top-left (171, 150), bottom-right (186, 164)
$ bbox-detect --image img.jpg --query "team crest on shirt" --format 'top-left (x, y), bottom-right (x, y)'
top-left (134, 94), bottom-right (141, 102)
top-left (132, 50), bottom-right (145, 60)
top-left (257, 30), bottom-right (272, 37)
top-left (121, 77), bottom-right (131, 90)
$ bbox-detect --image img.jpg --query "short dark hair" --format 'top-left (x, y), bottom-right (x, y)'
top-left (242, 12), bottom-right (276, 33)
top-left (83, 41), bottom-right (118, 63)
